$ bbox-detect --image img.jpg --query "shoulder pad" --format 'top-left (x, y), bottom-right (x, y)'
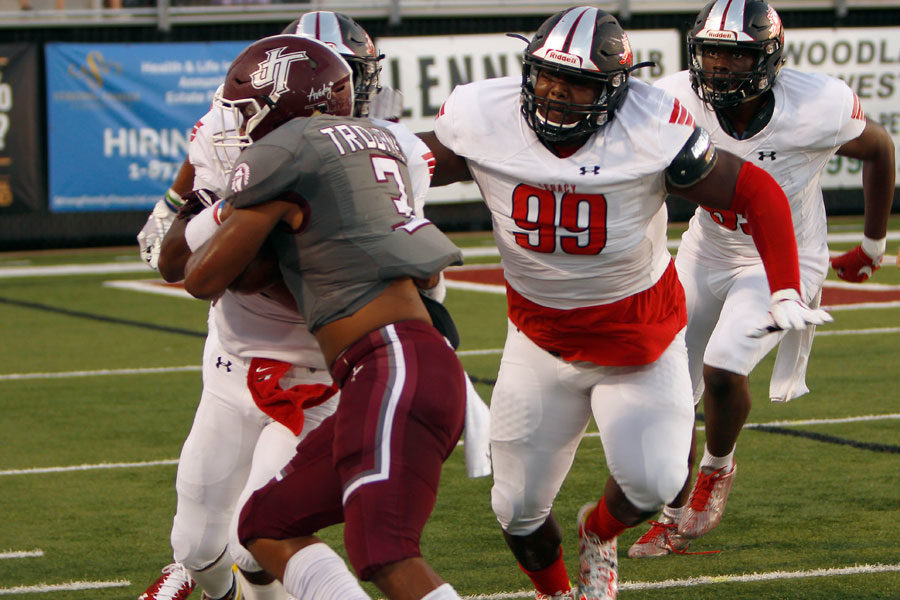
top-left (665, 127), bottom-right (717, 188)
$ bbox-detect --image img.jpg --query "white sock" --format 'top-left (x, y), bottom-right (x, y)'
top-left (239, 574), bottom-right (287, 600)
top-left (700, 446), bottom-right (735, 472)
top-left (188, 550), bottom-right (235, 600)
top-left (662, 504), bottom-right (685, 522)
top-left (421, 583), bottom-right (462, 600)
top-left (283, 543), bottom-right (370, 600)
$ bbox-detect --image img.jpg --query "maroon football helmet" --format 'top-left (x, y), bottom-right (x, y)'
top-left (216, 34), bottom-right (354, 148)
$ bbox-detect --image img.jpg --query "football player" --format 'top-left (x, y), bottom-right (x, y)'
top-left (138, 11), bottom-right (490, 600)
top-left (417, 6), bottom-right (833, 600)
top-left (183, 35), bottom-right (467, 600)
top-left (627, 0), bottom-right (895, 558)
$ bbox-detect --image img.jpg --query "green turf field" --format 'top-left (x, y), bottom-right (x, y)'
top-left (1, 215), bottom-right (898, 599)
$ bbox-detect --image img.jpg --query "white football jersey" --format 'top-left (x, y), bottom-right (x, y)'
top-left (189, 106), bottom-right (237, 197)
top-left (371, 117), bottom-right (435, 217)
top-left (434, 76), bottom-right (696, 309)
top-left (655, 69), bottom-right (866, 265)
top-left (188, 107), bottom-right (433, 365)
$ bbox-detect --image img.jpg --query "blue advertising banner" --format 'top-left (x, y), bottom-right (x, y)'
top-left (46, 41), bottom-right (249, 212)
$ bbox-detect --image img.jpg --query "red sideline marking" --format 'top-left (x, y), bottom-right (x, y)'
top-left (443, 266), bottom-right (900, 306)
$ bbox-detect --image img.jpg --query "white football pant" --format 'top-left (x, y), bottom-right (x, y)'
top-left (171, 330), bottom-right (337, 572)
top-left (490, 320), bottom-right (694, 534)
top-left (675, 245), bottom-right (829, 403)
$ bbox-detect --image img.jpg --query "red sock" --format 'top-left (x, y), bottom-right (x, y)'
top-left (585, 497), bottom-right (628, 542)
top-left (519, 547), bottom-right (571, 596)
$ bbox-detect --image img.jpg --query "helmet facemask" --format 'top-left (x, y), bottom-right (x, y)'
top-left (345, 54), bottom-right (381, 117)
top-left (688, 39), bottom-right (782, 110)
top-left (517, 7), bottom-right (633, 148)
top-left (521, 57), bottom-right (628, 144)
top-left (687, 0), bottom-right (785, 111)
top-left (211, 90), bottom-right (271, 176)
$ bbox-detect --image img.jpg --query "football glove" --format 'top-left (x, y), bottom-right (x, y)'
top-left (368, 85), bottom-right (404, 122)
top-left (176, 189), bottom-right (219, 222)
top-left (831, 238), bottom-right (885, 283)
top-left (747, 288), bottom-right (834, 338)
top-left (137, 188), bottom-right (183, 271)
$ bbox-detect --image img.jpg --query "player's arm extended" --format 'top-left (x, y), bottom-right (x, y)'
top-left (665, 128), bottom-right (799, 295)
top-left (666, 128), bottom-right (831, 335)
top-left (416, 131), bottom-right (472, 186)
top-left (183, 199), bottom-right (296, 301)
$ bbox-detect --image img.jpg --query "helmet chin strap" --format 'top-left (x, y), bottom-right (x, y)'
top-left (628, 61), bottom-right (656, 73)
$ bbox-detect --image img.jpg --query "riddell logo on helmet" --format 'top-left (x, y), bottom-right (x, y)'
top-left (545, 50), bottom-right (580, 67)
top-left (704, 30), bottom-right (737, 41)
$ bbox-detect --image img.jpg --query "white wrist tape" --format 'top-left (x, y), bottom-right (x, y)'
top-left (184, 200), bottom-right (223, 252)
top-left (861, 236), bottom-right (886, 261)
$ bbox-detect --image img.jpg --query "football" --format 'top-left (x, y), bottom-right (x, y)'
top-left (228, 239), bottom-right (283, 294)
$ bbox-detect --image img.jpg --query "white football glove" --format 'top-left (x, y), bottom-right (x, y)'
top-left (137, 189), bottom-right (182, 271)
top-left (747, 288), bottom-right (834, 338)
top-left (368, 85), bottom-right (404, 122)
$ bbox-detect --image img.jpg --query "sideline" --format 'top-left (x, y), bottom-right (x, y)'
top-left (460, 563), bottom-right (900, 598)
top-left (0, 580), bottom-right (130, 596)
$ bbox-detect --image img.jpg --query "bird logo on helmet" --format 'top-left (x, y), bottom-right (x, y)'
top-left (519, 6), bottom-right (633, 146)
top-left (687, 0), bottom-right (785, 110)
top-left (283, 11), bottom-right (383, 117)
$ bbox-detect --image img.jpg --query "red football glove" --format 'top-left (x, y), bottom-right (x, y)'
top-left (831, 245), bottom-right (882, 283)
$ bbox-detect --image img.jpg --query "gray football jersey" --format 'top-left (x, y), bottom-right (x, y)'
top-left (227, 115), bottom-right (462, 331)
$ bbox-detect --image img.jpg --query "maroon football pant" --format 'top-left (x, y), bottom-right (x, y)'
top-left (238, 320), bottom-right (466, 580)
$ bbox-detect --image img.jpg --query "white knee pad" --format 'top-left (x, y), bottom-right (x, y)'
top-left (618, 453), bottom-right (689, 513)
top-left (490, 480), bottom-right (550, 536)
top-left (171, 509), bottom-right (231, 570)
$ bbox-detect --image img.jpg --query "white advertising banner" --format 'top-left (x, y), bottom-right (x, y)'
top-left (782, 27), bottom-right (900, 189)
top-left (376, 30), bottom-right (682, 203)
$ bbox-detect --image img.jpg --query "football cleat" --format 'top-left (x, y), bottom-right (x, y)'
top-left (678, 463), bottom-right (736, 539)
top-left (536, 589), bottom-right (578, 600)
top-left (627, 516), bottom-right (690, 558)
top-left (576, 502), bottom-right (618, 600)
top-left (138, 563), bottom-right (196, 600)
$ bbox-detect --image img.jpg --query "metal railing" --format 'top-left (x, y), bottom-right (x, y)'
top-left (0, 0), bottom-right (893, 31)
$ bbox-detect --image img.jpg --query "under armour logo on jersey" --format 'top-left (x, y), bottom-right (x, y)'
top-left (215, 357), bottom-right (232, 372)
top-left (758, 151), bottom-right (777, 161)
top-left (580, 165), bottom-right (601, 175)
top-left (251, 47), bottom-right (309, 95)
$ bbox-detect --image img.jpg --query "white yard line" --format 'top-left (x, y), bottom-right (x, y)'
top-left (0, 459), bottom-right (178, 477)
top-left (1, 415), bottom-right (896, 477)
top-left (583, 413), bottom-right (900, 436)
top-left (0, 580), bottom-right (130, 595)
top-left (0, 550), bottom-right (42, 560)
top-left (462, 563), bottom-right (900, 599)
top-left (0, 365), bottom-right (200, 381)
top-left (0, 262), bottom-right (150, 278)
top-left (2, 230), bottom-right (900, 278)
top-left (103, 279), bottom-right (193, 299)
